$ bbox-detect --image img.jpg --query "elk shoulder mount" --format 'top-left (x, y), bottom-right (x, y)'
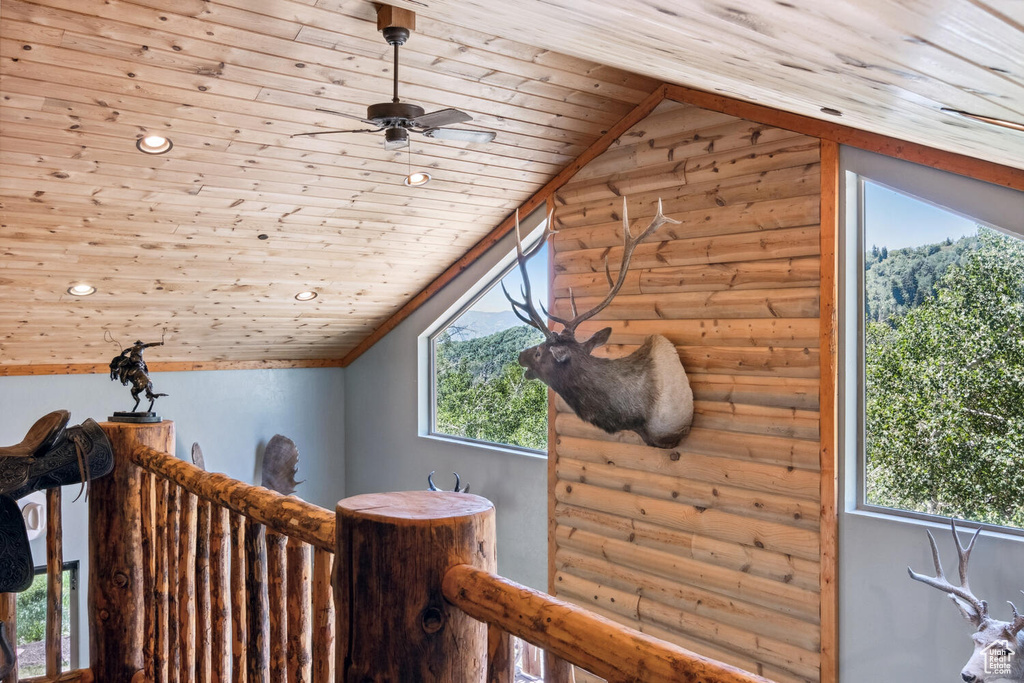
top-left (503, 199), bottom-right (693, 449)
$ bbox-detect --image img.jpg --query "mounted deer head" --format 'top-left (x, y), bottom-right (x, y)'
top-left (503, 198), bottom-right (693, 449)
top-left (908, 521), bottom-right (1024, 682)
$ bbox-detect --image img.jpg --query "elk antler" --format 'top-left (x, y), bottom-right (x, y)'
top-left (546, 197), bottom-right (680, 337)
top-left (501, 208), bottom-right (558, 341)
top-left (908, 520), bottom-right (990, 627)
top-left (1008, 592), bottom-right (1024, 637)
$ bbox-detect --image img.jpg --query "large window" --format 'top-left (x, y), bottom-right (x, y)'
top-left (847, 150), bottom-right (1024, 532)
top-left (428, 227), bottom-right (550, 453)
top-left (15, 563), bottom-right (78, 677)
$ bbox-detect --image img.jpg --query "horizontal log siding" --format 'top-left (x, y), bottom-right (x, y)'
top-left (549, 99), bottom-right (822, 682)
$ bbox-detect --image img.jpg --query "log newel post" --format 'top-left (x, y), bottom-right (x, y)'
top-left (90, 420), bottom-right (175, 683)
top-left (334, 491), bottom-right (496, 682)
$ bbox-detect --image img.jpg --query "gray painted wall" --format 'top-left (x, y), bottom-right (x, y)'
top-left (344, 209), bottom-right (549, 591)
top-left (839, 147), bottom-right (1024, 682)
top-left (0, 366), bottom-right (345, 668)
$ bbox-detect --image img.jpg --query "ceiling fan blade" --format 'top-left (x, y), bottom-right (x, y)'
top-left (421, 127), bottom-right (496, 144)
top-left (410, 108), bottom-right (473, 129)
top-left (290, 128), bottom-right (382, 138)
top-left (315, 107), bottom-right (377, 125)
top-left (384, 136), bottom-right (410, 151)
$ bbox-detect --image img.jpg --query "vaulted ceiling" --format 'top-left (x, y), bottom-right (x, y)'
top-left (2, 0), bottom-right (1021, 368)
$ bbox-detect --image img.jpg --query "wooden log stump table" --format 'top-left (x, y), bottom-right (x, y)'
top-left (334, 491), bottom-right (496, 682)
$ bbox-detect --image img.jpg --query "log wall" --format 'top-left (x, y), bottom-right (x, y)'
top-left (548, 99), bottom-right (824, 683)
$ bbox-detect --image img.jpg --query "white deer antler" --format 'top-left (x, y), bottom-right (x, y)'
top-left (908, 520), bottom-right (990, 627)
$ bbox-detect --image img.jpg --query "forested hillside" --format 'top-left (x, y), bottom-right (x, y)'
top-left (864, 234), bottom-right (979, 323)
top-left (434, 325), bottom-right (548, 450)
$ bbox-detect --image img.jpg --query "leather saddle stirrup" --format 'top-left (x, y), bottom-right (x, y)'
top-left (0, 494), bottom-right (33, 593)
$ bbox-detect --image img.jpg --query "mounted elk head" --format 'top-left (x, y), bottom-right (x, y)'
top-left (502, 198), bottom-right (693, 449)
top-left (908, 521), bottom-right (1024, 682)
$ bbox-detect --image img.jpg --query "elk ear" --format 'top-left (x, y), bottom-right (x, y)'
top-left (550, 345), bottom-right (571, 363)
top-left (583, 327), bottom-right (612, 353)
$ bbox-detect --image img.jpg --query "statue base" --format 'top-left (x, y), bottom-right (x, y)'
top-left (109, 411), bottom-right (162, 424)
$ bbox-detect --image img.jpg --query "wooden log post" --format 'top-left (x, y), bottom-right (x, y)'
top-left (209, 506), bottom-right (231, 683)
top-left (46, 488), bottom-right (63, 678)
top-left (334, 491), bottom-right (496, 682)
top-left (0, 592), bottom-right (16, 683)
top-left (90, 421), bottom-right (174, 683)
top-left (285, 539), bottom-right (311, 683)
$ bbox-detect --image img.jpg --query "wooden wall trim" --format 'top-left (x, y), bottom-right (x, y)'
top-left (818, 140), bottom-right (841, 683)
top-left (0, 358), bottom-right (346, 377)
top-left (662, 84), bottom-right (1024, 192)
top-left (338, 84), bottom-right (671, 367)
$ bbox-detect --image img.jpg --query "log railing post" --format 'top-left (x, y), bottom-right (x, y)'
top-left (334, 491), bottom-right (496, 682)
top-left (90, 421), bottom-right (175, 683)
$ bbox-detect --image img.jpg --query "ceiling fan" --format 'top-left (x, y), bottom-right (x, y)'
top-left (292, 24), bottom-right (496, 151)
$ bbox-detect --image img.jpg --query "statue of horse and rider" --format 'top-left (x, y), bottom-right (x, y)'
top-left (109, 340), bottom-right (167, 412)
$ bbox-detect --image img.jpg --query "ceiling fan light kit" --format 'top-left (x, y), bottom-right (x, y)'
top-left (292, 6), bottom-right (495, 162)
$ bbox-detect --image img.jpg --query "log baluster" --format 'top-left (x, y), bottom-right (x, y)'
top-left (334, 491), bottom-right (496, 681)
top-left (286, 539), bottom-right (311, 683)
top-left (91, 421), bottom-right (173, 683)
top-left (311, 548), bottom-right (334, 683)
top-left (166, 485), bottom-right (181, 683)
top-left (179, 492), bottom-right (198, 683)
top-left (209, 506), bottom-right (231, 683)
top-left (544, 651), bottom-right (576, 683)
top-left (245, 520), bottom-right (270, 683)
top-left (230, 513), bottom-right (247, 683)
top-left (195, 501), bottom-right (211, 683)
top-left (266, 532), bottom-right (287, 682)
top-left (0, 592), bottom-right (16, 683)
top-left (487, 624), bottom-right (514, 683)
top-left (45, 488), bottom-right (63, 678)
top-left (154, 478), bottom-right (170, 683)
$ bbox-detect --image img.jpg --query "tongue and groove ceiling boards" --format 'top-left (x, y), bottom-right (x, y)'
top-left (3, 1), bottom-right (1023, 370)
top-left (383, 0), bottom-right (1024, 172)
top-left (0, 0), bottom-right (657, 367)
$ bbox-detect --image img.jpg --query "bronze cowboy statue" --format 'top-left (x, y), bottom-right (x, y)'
top-left (0, 411), bottom-right (114, 676)
top-left (109, 340), bottom-right (168, 414)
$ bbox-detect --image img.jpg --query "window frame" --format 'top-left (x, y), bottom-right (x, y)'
top-left (423, 210), bottom-right (550, 456)
top-left (16, 560), bottom-right (81, 675)
top-left (841, 146), bottom-right (1024, 538)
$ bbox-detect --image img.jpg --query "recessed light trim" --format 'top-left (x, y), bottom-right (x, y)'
top-left (136, 135), bottom-right (173, 154)
top-left (67, 284), bottom-right (96, 296)
top-left (941, 108), bottom-right (1024, 133)
top-left (294, 291), bottom-right (318, 301)
top-left (404, 171), bottom-right (432, 187)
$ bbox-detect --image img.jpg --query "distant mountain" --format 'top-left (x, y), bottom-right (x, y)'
top-left (865, 234), bottom-right (979, 323)
top-left (444, 309), bottom-right (525, 340)
top-left (436, 325), bottom-right (545, 383)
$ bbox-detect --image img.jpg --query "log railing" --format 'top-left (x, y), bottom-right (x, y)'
top-left (91, 422), bottom-right (335, 683)
top-left (92, 421), bottom-right (773, 683)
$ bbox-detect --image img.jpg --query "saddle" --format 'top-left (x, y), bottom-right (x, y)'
top-left (0, 411), bottom-right (114, 592)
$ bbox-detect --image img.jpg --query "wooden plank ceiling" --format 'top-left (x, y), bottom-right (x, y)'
top-left (3, 0), bottom-right (1023, 367)
top-left (383, 0), bottom-right (1024, 173)
top-left (0, 0), bottom-right (657, 365)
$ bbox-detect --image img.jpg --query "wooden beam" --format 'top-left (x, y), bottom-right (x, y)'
top-left (0, 358), bottom-right (346, 377)
top-left (817, 140), bottom-right (840, 683)
top-left (376, 5), bottom-right (416, 32)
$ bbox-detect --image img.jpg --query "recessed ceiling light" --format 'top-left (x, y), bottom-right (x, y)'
top-left (67, 284), bottom-right (96, 296)
top-left (136, 135), bottom-right (173, 154)
top-left (941, 108), bottom-right (1024, 132)
top-left (294, 291), bottom-right (318, 301)
top-left (404, 171), bottom-right (432, 187)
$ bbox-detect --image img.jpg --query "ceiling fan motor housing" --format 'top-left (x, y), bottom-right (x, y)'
top-left (367, 101), bottom-right (425, 126)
